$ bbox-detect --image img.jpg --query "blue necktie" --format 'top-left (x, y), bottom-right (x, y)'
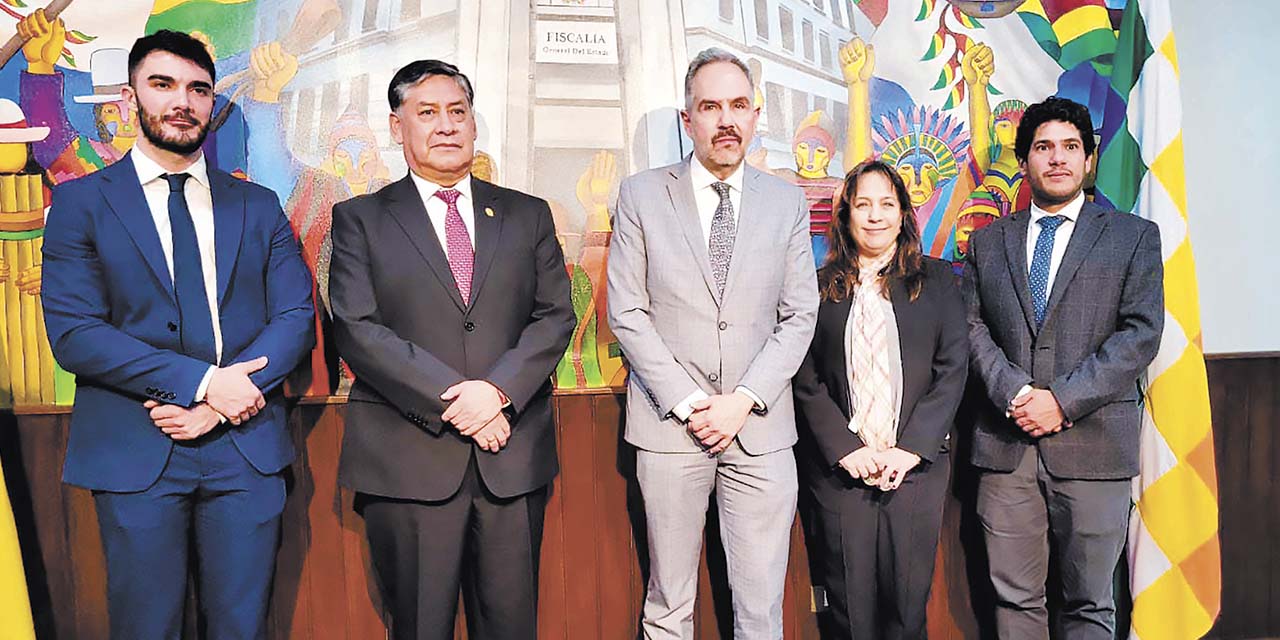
top-left (1029, 215), bottom-right (1066, 329)
top-left (165, 173), bottom-right (216, 363)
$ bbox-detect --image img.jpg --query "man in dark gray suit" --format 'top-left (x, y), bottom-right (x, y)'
top-left (963, 96), bottom-right (1163, 639)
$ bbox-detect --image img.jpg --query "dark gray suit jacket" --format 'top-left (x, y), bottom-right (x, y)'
top-left (963, 200), bottom-right (1163, 479)
top-left (329, 175), bottom-right (574, 501)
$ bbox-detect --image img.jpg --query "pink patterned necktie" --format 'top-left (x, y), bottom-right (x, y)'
top-left (434, 188), bottom-right (473, 304)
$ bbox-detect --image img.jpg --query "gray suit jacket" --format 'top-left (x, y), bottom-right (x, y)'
top-left (963, 200), bottom-right (1164, 479)
top-left (607, 160), bottom-right (819, 454)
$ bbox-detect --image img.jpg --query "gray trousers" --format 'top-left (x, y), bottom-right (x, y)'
top-left (977, 446), bottom-right (1130, 640)
top-left (636, 441), bottom-right (798, 640)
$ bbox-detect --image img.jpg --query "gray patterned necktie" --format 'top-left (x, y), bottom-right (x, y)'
top-left (708, 181), bottom-right (737, 297)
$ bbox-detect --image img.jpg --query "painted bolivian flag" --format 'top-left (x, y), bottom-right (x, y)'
top-left (145, 0), bottom-right (258, 59)
top-left (1018, 0), bottom-right (1118, 74)
top-left (1, 457), bottom-right (36, 640)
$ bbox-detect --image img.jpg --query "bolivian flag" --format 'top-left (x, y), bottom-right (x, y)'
top-left (145, 0), bottom-right (258, 59)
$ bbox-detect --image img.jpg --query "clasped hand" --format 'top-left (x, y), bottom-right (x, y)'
top-left (1010, 388), bottom-right (1067, 438)
top-left (441, 381), bottom-right (509, 453)
top-left (837, 446), bottom-right (921, 491)
top-left (687, 391), bottom-right (756, 456)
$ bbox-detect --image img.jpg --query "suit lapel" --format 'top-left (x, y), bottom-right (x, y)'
top-left (468, 179), bottom-right (503, 309)
top-left (209, 171), bottom-right (244, 308)
top-left (1003, 210), bottom-right (1038, 334)
top-left (819, 296), bottom-right (854, 416)
top-left (721, 167), bottom-right (762, 303)
top-left (887, 279), bottom-right (916, 424)
top-left (99, 155), bottom-right (174, 301)
top-left (1042, 201), bottom-right (1109, 327)
top-left (667, 162), bottom-right (719, 305)
top-left (384, 176), bottom-right (466, 312)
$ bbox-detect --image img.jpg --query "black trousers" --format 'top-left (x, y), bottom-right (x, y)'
top-left (358, 453), bottom-right (547, 640)
top-left (810, 451), bottom-right (951, 640)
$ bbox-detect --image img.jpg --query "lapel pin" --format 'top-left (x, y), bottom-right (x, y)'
top-left (484, 207), bottom-right (495, 218)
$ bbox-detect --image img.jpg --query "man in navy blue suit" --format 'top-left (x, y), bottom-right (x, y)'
top-left (41, 30), bottom-right (314, 639)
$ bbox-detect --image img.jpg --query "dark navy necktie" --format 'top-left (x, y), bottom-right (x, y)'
top-left (1029, 215), bottom-right (1066, 329)
top-left (165, 173), bottom-right (216, 363)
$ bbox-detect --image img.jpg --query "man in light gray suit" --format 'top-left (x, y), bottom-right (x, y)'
top-left (606, 48), bottom-right (818, 639)
top-left (963, 96), bottom-right (1164, 639)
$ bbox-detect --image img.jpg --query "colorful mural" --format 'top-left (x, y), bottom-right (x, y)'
top-left (0, 2), bottom-right (1221, 637)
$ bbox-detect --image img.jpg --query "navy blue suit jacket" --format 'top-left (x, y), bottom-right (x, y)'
top-left (42, 153), bottom-right (315, 492)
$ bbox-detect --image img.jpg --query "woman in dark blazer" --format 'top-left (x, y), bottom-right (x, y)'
top-left (794, 159), bottom-right (968, 639)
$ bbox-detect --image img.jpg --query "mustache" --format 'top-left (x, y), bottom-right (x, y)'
top-left (163, 114), bottom-right (199, 126)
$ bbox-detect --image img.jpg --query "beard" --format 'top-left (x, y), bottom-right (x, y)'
top-left (138, 103), bottom-right (209, 155)
top-left (1027, 172), bottom-right (1084, 208)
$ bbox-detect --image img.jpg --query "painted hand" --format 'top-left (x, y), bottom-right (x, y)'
top-left (840, 38), bottom-right (875, 85)
top-left (961, 42), bottom-right (995, 87)
top-left (250, 41), bottom-right (299, 103)
top-left (19, 9), bottom-right (65, 75)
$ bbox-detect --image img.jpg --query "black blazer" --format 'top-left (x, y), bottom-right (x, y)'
top-left (329, 175), bottom-right (575, 501)
top-left (794, 257), bottom-right (968, 486)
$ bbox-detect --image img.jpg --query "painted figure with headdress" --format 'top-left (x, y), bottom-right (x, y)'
top-left (774, 111), bottom-right (844, 266)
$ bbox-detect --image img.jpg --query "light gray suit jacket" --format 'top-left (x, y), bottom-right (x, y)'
top-left (963, 200), bottom-right (1164, 479)
top-left (607, 159), bottom-right (819, 455)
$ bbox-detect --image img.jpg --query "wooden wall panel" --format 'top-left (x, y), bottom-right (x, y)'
top-left (5, 356), bottom-right (1276, 639)
top-left (1204, 356), bottom-right (1279, 640)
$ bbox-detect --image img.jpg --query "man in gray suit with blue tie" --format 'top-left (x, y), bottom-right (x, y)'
top-left (606, 48), bottom-right (818, 639)
top-left (963, 96), bottom-right (1164, 639)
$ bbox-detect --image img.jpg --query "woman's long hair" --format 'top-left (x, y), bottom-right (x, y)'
top-left (819, 159), bottom-right (926, 303)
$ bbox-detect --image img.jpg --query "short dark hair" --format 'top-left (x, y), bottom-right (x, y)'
top-left (128, 29), bottom-right (216, 84)
top-left (387, 60), bottom-right (474, 112)
top-left (1014, 96), bottom-right (1096, 163)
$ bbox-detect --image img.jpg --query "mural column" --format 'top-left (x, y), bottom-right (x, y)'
top-left (616, 0), bottom-right (687, 169)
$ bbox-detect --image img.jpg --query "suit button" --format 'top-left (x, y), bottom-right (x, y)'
top-left (146, 386), bottom-right (155, 394)
top-left (718, 321), bottom-right (727, 330)
top-left (166, 392), bottom-right (176, 400)
top-left (708, 373), bottom-right (719, 382)
top-left (167, 322), bottom-right (178, 332)
top-left (464, 321), bottom-right (476, 332)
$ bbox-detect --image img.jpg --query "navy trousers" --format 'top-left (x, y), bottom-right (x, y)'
top-left (93, 428), bottom-right (285, 640)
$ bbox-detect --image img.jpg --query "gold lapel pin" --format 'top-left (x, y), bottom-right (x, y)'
top-left (484, 207), bottom-right (495, 218)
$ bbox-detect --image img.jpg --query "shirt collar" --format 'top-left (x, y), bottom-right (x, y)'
top-left (689, 156), bottom-right (745, 195)
top-left (130, 146), bottom-right (210, 190)
top-left (1030, 191), bottom-right (1085, 224)
top-left (409, 171), bottom-right (473, 207)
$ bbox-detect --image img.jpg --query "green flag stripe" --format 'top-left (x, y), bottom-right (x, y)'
top-left (1095, 125), bottom-right (1147, 213)
top-left (1057, 29), bottom-right (1117, 72)
top-left (1017, 12), bottom-right (1062, 62)
top-left (1110, 1), bottom-right (1154, 98)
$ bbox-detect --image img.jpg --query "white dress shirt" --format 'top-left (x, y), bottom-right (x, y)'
top-left (131, 147), bottom-right (222, 398)
top-left (409, 171), bottom-right (476, 251)
top-left (1009, 191), bottom-right (1086, 409)
top-left (689, 154), bottom-right (744, 244)
top-left (671, 158), bottom-right (763, 422)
